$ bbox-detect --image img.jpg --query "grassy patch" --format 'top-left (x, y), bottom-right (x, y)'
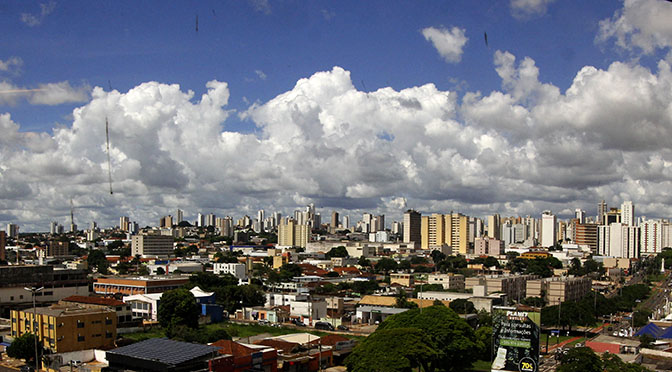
top-left (565, 337), bottom-right (586, 347)
top-left (541, 333), bottom-right (575, 345)
top-left (122, 327), bottom-right (165, 341)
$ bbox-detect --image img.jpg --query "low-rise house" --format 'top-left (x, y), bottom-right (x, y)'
top-left (123, 286), bottom-right (223, 323)
top-left (211, 339), bottom-right (278, 372)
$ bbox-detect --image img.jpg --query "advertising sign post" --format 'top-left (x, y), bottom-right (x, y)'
top-left (492, 306), bottom-right (540, 372)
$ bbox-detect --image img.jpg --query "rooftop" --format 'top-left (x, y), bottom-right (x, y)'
top-left (107, 338), bottom-right (219, 366)
top-left (61, 295), bottom-right (125, 307)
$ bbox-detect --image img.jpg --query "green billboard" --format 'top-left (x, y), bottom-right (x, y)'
top-left (491, 307), bottom-right (540, 372)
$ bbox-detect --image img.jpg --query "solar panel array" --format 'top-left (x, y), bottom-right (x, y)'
top-left (108, 338), bottom-right (220, 366)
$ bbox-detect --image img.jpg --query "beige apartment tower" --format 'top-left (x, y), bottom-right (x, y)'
top-left (277, 218), bottom-right (310, 248)
top-left (421, 212), bottom-right (470, 254)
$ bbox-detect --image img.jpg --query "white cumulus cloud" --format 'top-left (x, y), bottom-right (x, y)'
top-left (510, 0), bottom-right (555, 19)
top-left (421, 26), bottom-right (468, 63)
top-left (21, 1), bottom-right (56, 27)
top-left (4, 54), bottom-right (672, 230)
top-left (598, 0), bottom-right (672, 54)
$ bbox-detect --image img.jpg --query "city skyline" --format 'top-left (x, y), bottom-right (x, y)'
top-left (2, 1), bottom-right (672, 231)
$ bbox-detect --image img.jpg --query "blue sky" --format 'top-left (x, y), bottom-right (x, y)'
top-left (2, 0), bottom-right (672, 231)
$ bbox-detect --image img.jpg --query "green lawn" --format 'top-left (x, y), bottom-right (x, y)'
top-left (541, 333), bottom-right (575, 345)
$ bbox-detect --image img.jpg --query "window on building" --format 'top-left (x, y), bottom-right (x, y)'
top-left (106, 331), bottom-right (113, 338)
top-left (77, 321), bottom-right (84, 328)
top-left (77, 335), bottom-right (85, 342)
top-left (105, 318), bottom-right (112, 325)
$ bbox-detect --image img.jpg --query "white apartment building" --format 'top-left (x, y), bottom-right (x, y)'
top-left (598, 223), bottom-right (640, 258)
top-left (621, 201), bottom-right (635, 226)
top-left (541, 212), bottom-right (557, 248)
top-left (427, 273), bottom-right (465, 290)
top-left (213, 262), bottom-right (247, 281)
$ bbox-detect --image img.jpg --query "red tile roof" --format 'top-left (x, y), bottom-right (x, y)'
top-left (61, 295), bottom-right (125, 307)
top-left (318, 335), bottom-right (350, 346)
top-left (254, 339), bottom-right (299, 354)
top-left (211, 340), bottom-right (257, 356)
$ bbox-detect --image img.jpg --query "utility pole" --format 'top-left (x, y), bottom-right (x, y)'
top-left (24, 286), bottom-right (44, 371)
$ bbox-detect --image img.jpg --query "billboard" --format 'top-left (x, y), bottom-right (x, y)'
top-left (491, 307), bottom-right (540, 372)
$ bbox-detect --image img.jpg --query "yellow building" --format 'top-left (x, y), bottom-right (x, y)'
top-left (277, 219), bottom-right (310, 248)
top-left (420, 213), bottom-right (470, 254)
top-left (10, 304), bottom-right (117, 353)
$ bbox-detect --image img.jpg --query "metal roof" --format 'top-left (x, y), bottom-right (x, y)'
top-left (107, 338), bottom-right (219, 366)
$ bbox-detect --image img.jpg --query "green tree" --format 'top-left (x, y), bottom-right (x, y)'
top-left (6, 333), bottom-right (43, 364)
top-left (521, 296), bottom-right (545, 307)
top-left (345, 328), bottom-right (437, 372)
top-left (325, 246), bottom-right (348, 258)
top-left (375, 258), bottom-right (399, 274)
top-left (377, 305), bottom-right (480, 371)
top-left (189, 272), bottom-right (238, 289)
top-left (633, 309), bottom-right (652, 328)
top-left (87, 249), bottom-right (108, 272)
top-left (639, 334), bottom-right (655, 349)
top-left (137, 264), bottom-right (150, 276)
top-left (214, 285), bottom-right (265, 313)
top-left (430, 250), bottom-right (446, 263)
top-left (448, 299), bottom-right (476, 314)
top-left (557, 347), bottom-right (603, 372)
top-left (214, 251), bottom-right (241, 263)
top-left (568, 258), bottom-right (583, 276)
top-left (602, 352), bottom-right (653, 372)
top-left (358, 256), bottom-right (371, 267)
top-left (156, 267), bottom-right (165, 275)
top-left (395, 290), bottom-right (418, 309)
top-left (158, 288), bottom-right (200, 329)
top-left (474, 326), bottom-right (492, 360)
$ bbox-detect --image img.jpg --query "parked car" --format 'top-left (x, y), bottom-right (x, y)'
top-left (337, 325), bottom-right (349, 331)
top-left (292, 319), bottom-right (306, 327)
top-left (315, 321), bottom-right (335, 331)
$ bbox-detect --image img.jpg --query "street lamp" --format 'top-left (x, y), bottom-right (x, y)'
top-left (24, 286), bottom-right (44, 371)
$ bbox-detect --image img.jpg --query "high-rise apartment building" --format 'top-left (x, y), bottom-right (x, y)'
top-left (598, 200), bottom-right (608, 225)
top-left (598, 223), bottom-right (639, 258)
top-left (575, 209), bottom-right (585, 224)
top-left (640, 220), bottom-right (663, 256)
top-left (403, 210), bottom-right (421, 246)
top-left (277, 219), bottom-right (310, 248)
top-left (176, 209), bottom-right (183, 224)
top-left (217, 216), bottom-right (233, 237)
top-left (206, 213), bottom-right (216, 227)
top-left (421, 212), bottom-right (470, 254)
top-left (197, 213), bottom-right (205, 227)
top-left (342, 216), bottom-right (350, 230)
top-left (131, 234), bottom-right (174, 257)
top-left (6, 224), bottom-right (18, 238)
top-left (50, 221), bottom-right (60, 235)
top-left (119, 216), bottom-right (130, 232)
top-left (574, 223), bottom-right (598, 253)
top-left (331, 211), bottom-right (339, 229)
top-left (160, 215), bottom-right (173, 228)
top-left (540, 211), bottom-right (557, 248)
top-left (374, 215), bottom-right (385, 232)
top-left (621, 201), bottom-right (635, 226)
top-left (487, 214), bottom-right (501, 239)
